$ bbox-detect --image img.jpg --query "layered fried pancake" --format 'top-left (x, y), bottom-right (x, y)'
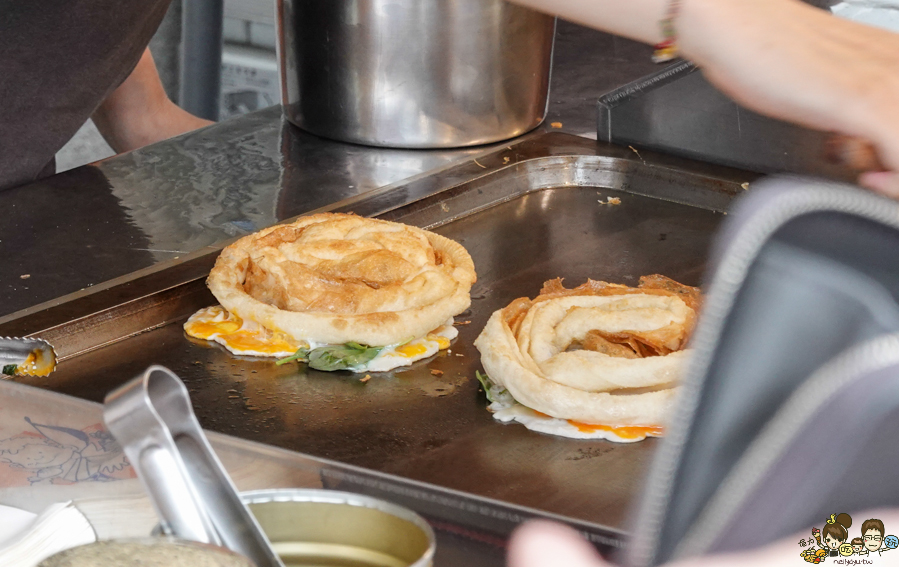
top-left (474, 275), bottom-right (701, 441)
top-left (186, 213), bottom-right (476, 372)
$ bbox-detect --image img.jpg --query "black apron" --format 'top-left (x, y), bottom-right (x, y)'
top-left (0, 0), bottom-right (171, 190)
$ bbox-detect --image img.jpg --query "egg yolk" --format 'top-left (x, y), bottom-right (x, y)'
top-left (427, 333), bottom-right (452, 350)
top-left (567, 421), bottom-right (664, 440)
top-left (395, 343), bottom-right (429, 358)
top-left (185, 319), bottom-right (243, 339)
top-left (185, 306), bottom-right (305, 356)
top-left (216, 331), bottom-right (299, 356)
top-left (184, 307), bottom-right (243, 338)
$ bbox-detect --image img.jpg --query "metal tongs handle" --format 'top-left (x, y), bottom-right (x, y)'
top-left (103, 365), bottom-right (283, 567)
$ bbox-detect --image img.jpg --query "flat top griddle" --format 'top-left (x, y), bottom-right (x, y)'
top-left (2, 133), bottom-right (753, 536)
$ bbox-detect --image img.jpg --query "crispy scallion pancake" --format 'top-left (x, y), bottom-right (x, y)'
top-left (475, 275), bottom-right (700, 434)
top-left (186, 213), bottom-right (476, 372)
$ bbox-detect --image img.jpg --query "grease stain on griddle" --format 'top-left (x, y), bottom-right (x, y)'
top-left (566, 446), bottom-right (614, 461)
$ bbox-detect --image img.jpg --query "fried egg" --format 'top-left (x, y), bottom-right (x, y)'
top-left (490, 402), bottom-right (663, 442)
top-left (184, 306), bottom-right (306, 357)
top-left (363, 323), bottom-right (457, 372)
top-left (184, 306), bottom-right (457, 372)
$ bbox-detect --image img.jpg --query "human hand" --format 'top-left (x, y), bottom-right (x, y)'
top-left (509, 509), bottom-right (899, 567)
top-left (508, 520), bottom-right (802, 567)
top-left (678, 0), bottom-right (899, 197)
top-left (507, 521), bottom-right (797, 567)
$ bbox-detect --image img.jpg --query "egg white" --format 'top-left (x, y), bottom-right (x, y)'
top-left (489, 400), bottom-right (662, 443)
top-left (184, 306), bottom-right (304, 357)
top-left (360, 321), bottom-right (457, 372)
top-left (184, 307), bottom-right (457, 372)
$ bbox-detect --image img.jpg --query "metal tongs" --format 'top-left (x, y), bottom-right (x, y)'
top-left (103, 365), bottom-right (284, 567)
top-left (0, 337), bottom-right (57, 376)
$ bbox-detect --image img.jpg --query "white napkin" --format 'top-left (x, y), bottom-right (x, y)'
top-left (0, 505), bottom-right (37, 548)
top-left (0, 501), bottom-right (96, 567)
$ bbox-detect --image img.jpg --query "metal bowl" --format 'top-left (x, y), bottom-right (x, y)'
top-left (123, 489), bottom-right (434, 567)
top-left (243, 489), bottom-right (435, 567)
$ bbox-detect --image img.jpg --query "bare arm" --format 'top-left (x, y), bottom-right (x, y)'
top-left (511, 0), bottom-right (899, 197)
top-left (92, 48), bottom-right (213, 153)
top-left (509, 0), bottom-right (668, 45)
top-left (509, 509), bottom-right (899, 567)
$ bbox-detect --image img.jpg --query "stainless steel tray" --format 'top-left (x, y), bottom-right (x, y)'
top-left (0, 133), bottom-right (753, 535)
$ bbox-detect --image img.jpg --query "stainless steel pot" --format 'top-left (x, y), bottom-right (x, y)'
top-left (276, 0), bottom-right (556, 148)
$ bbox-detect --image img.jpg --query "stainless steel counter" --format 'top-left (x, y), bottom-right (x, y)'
top-left (0, 22), bottom-right (662, 319)
top-left (0, 376), bottom-right (624, 564)
top-left (2, 132), bottom-right (753, 535)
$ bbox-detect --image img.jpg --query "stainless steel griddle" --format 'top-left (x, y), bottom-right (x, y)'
top-left (0, 133), bottom-right (755, 535)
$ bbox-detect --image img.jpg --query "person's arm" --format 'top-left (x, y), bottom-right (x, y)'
top-left (511, 0), bottom-right (899, 197)
top-left (92, 48), bottom-right (213, 153)
top-left (509, 509), bottom-right (899, 567)
top-left (508, 0), bottom-right (668, 45)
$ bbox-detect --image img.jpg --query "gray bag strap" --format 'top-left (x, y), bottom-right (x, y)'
top-left (677, 333), bottom-right (899, 557)
top-left (626, 177), bottom-right (899, 566)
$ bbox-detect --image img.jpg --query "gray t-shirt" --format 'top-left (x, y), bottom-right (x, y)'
top-left (0, 0), bottom-right (171, 190)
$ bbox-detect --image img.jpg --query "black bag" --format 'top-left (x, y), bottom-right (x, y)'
top-left (626, 177), bottom-right (899, 566)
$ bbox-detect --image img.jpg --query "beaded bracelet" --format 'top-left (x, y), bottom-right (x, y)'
top-left (652, 0), bottom-right (682, 63)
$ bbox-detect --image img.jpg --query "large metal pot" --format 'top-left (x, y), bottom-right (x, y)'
top-left (276, 0), bottom-right (556, 148)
